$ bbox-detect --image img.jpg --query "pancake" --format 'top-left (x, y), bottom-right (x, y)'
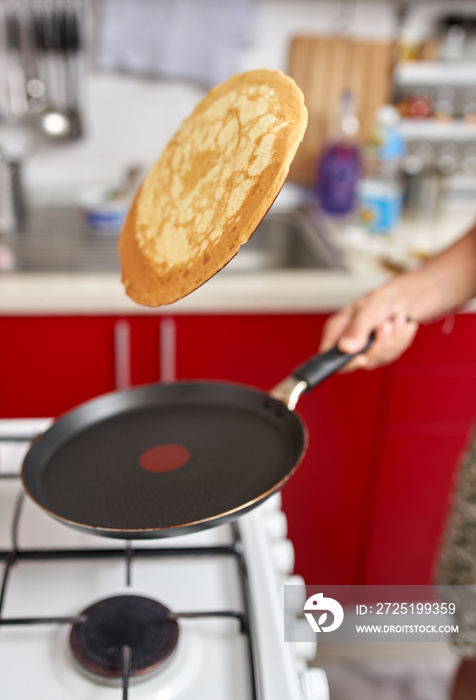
top-left (118, 69), bottom-right (308, 307)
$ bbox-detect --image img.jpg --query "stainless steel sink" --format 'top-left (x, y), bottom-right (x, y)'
top-left (5, 204), bottom-right (345, 274)
top-left (7, 206), bottom-right (123, 274)
top-left (223, 206), bottom-right (345, 273)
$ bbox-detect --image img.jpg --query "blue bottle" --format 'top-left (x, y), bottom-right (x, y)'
top-left (357, 105), bottom-right (406, 234)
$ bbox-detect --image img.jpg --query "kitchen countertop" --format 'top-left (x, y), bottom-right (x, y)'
top-left (0, 268), bottom-right (387, 314)
top-left (1, 203), bottom-right (475, 315)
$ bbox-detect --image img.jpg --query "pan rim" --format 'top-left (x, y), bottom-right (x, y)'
top-left (21, 379), bottom-right (309, 536)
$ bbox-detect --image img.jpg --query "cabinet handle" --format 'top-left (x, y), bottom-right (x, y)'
top-left (159, 318), bottom-right (176, 383)
top-left (114, 320), bottom-right (131, 391)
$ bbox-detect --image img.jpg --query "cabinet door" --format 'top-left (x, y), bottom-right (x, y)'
top-left (0, 316), bottom-right (115, 417)
top-left (174, 314), bottom-right (323, 387)
top-left (175, 313), bottom-right (383, 585)
top-left (361, 316), bottom-right (476, 585)
top-left (0, 315), bottom-right (161, 418)
top-left (284, 365), bottom-right (384, 585)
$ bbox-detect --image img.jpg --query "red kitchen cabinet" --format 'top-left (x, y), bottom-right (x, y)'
top-left (174, 314), bottom-right (324, 387)
top-left (359, 316), bottom-right (476, 585)
top-left (174, 314), bottom-right (384, 585)
top-left (0, 315), bottom-right (161, 417)
top-left (0, 312), bottom-right (383, 587)
top-left (282, 367), bottom-right (384, 586)
top-left (2, 312), bottom-right (475, 589)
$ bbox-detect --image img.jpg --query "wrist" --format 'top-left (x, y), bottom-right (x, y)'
top-left (388, 266), bottom-right (455, 326)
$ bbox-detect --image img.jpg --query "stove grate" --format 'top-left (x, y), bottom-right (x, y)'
top-left (0, 433), bottom-right (263, 700)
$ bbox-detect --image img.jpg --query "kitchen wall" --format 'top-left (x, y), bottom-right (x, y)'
top-left (25, 0), bottom-right (399, 200)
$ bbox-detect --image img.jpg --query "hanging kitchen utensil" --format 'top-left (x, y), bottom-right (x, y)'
top-left (64, 5), bottom-right (84, 138)
top-left (22, 336), bottom-right (373, 540)
top-left (33, 4), bottom-right (83, 142)
top-left (4, 10), bottom-right (28, 119)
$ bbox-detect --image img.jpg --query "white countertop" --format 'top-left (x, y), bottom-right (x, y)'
top-left (1, 204), bottom-right (475, 315)
top-left (0, 268), bottom-right (387, 315)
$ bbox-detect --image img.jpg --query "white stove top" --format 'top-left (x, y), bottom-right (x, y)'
top-left (0, 419), bottom-right (328, 700)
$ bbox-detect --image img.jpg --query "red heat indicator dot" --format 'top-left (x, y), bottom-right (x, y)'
top-left (139, 444), bottom-right (190, 473)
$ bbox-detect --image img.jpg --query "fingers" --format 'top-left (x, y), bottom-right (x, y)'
top-left (319, 308), bottom-right (355, 352)
top-left (319, 279), bottom-right (419, 373)
top-left (338, 316), bottom-right (418, 373)
top-left (372, 315), bottom-right (418, 368)
top-left (320, 295), bottom-right (389, 355)
top-left (338, 295), bottom-right (396, 355)
top-left (320, 290), bottom-right (394, 353)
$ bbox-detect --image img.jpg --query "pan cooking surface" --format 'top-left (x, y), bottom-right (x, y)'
top-left (25, 387), bottom-right (304, 532)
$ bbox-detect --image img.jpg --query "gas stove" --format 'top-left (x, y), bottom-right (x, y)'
top-left (0, 419), bottom-right (328, 700)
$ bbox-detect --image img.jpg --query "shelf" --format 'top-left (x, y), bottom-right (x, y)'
top-left (399, 118), bottom-right (476, 141)
top-left (394, 61), bottom-right (476, 86)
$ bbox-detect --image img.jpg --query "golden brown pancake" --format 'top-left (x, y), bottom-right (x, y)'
top-left (119, 69), bottom-right (308, 306)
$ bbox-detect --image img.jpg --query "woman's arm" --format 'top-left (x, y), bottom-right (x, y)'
top-left (320, 222), bottom-right (476, 371)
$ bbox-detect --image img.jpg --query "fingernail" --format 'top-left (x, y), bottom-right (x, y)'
top-left (340, 337), bottom-right (360, 353)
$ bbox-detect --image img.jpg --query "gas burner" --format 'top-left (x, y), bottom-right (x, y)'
top-left (69, 595), bottom-right (179, 685)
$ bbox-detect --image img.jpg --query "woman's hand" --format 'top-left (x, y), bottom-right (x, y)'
top-left (319, 281), bottom-right (419, 372)
top-left (319, 221), bottom-right (476, 372)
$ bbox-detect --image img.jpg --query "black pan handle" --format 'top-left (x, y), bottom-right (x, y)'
top-left (293, 333), bottom-right (375, 389)
top-left (270, 333), bottom-right (374, 410)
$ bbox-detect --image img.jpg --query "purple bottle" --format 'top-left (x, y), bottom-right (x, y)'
top-left (316, 91), bottom-right (361, 216)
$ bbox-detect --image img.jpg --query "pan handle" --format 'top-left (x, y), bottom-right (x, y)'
top-left (270, 333), bottom-right (374, 410)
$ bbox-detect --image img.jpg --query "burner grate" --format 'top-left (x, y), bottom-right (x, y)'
top-left (0, 432), bottom-right (262, 700)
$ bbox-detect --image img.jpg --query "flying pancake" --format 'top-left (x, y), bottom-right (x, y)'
top-left (119, 69), bottom-right (308, 307)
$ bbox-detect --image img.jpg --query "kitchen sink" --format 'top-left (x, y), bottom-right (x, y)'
top-left (222, 206), bottom-right (346, 273)
top-left (5, 204), bottom-right (345, 274)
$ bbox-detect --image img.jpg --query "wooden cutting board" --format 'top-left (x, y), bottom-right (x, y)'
top-left (287, 35), bottom-right (395, 185)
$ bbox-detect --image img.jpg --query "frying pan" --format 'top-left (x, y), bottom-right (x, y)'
top-left (21, 339), bottom-right (372, 539)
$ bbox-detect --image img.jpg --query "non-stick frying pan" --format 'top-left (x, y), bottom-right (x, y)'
top-left (21, 339), bottom-right (372, 539)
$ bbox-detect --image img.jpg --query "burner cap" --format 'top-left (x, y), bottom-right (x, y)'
top-left (70, 595), bottom-right (179, 683)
